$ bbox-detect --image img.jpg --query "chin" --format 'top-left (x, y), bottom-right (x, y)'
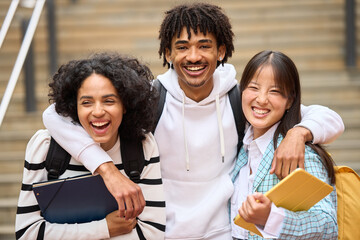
top-left (187, 81), bottom-right (206, 88)
top-left (91, 136), bottom-right (107, 144)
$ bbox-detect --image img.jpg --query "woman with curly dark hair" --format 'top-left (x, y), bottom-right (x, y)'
top-left (49, 52), bottom-right (156, 141)
top-left (15, 53), bottom-right (166, 240)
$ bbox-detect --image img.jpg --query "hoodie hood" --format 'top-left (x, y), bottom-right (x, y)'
top-left (156, 63), bottom-right (237, 105)
top-left (156, 63), bottom-right (237, 170)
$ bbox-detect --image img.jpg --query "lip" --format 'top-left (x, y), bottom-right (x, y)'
top-left (182, 64), bottom-right (208, 77)
top-left (90, 120), bottom-right (110, 135)
top-left (252, 106), bottom-right (270, 117)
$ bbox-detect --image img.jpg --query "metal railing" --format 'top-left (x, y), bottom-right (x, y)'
top-left (345, 0), bottom-right (357, 68)
top-left (0, 0), bottom-right (46, 127)
top-left (0, 0), bottom-right (19, 49)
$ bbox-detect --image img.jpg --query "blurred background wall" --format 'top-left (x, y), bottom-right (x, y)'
top-left (0, 0), bottom-right (359, 239)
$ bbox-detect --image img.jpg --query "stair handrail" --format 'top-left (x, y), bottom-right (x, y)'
top-left (0, 0), bottom-right (46, 128)
top-left (0, 0), bottom-right (19, 49)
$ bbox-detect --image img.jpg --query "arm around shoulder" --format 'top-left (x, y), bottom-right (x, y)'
top-left (42, 104), bottom-right (112, 173)
top-left (298, 104), bottom-right (344, 144)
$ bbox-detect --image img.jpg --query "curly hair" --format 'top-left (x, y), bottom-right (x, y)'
top-left (48, 52), bottom-right (157, 141)
top-left (158, 2), bottom-right (234, 68)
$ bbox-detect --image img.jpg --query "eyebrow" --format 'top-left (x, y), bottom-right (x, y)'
top-left (249, 81), bottom-right (279, 88)
top-left (79, 95), bottom-right (92, 100)
top-left (79, 94), bottom-right (118, 100)
top-left (248, 81), bottom-right (259, 86)
top-left (103, 94), bottom-right (118, 98)
top-left (174, 39), bottom-right (213, 45)
top-left (199, 39), bottom-right (212, 44)
top-left (174, 40), bottom-right (188, 45)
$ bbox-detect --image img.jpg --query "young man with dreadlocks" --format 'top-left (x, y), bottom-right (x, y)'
top-left (42, 3), bottom-right (344, 239)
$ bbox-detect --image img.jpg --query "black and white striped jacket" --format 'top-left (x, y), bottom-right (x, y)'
top-left (16, 129), bottom-right (166, 240)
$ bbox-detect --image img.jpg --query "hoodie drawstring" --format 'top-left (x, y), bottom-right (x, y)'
top-left (182, 92), bottom-right (190, 171)
top-left (215, 94), bottom-right (225, 162)
top-left (181, 93), bottom-right (225, 170)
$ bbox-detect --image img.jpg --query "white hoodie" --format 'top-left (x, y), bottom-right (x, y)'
top-left (155, 64), bottom-right (238, 239)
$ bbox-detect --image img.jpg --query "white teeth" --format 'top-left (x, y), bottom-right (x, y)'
top-left (186, 66), bottom-right (204, 71)
top-left (92, 122), bottom-right (108, 127)
top-left (253, 108), bottom-right (269, 114)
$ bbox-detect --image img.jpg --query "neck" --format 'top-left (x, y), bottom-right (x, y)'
top-left (100, 134), bottom-right (118, 151)
top-left (178, 79), bottom-right (213, 102)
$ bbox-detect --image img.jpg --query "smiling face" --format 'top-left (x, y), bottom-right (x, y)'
top-left (165, 27), bottom-right (225, 101)
top-left (242, 65), bottom-right (291, 139)
top-left (77, 73), bottom-right (125, 151)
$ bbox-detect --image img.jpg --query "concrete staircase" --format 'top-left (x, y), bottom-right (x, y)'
top-left (0, 0), bottom-right (359, 239)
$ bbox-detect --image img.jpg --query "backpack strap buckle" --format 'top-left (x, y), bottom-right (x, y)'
top-left (129, 170), bottom-right (141, 183)
top-left (48, 169), bottom-right (60, 180)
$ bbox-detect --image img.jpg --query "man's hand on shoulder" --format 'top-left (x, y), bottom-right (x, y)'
top-left (96, 162), bottom-right (146, 220)
top-left (270, 126), bottom-right (312, 179)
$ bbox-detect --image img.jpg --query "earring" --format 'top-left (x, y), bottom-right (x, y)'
top-left (169, 61), bottom-right (173, 68)
top-left (219, 57), bottom-right (222, 61)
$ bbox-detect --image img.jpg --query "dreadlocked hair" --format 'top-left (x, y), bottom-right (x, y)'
top-left (158, 3), bottom-right (234, 68)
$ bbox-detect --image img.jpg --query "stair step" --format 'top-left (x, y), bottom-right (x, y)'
top-left (0, 198), bottom-right (17, 208)
top-left (0, 174), bottom-right (22, 199)
top-left (0, 130), bottom-right (35, 152)
top-left (0, 111), bottom-right (44, 132)
top-left (0, 94), bottom-right (49, 115)
top-left (0, 198), bottom-right (17, 227)
top-left (0, 152), bottom-right (24, 175)
top-left (0, 225), bottom-right (15, 237)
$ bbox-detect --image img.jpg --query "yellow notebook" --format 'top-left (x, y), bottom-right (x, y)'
top-left (233, 168), bottom-right (333, 237)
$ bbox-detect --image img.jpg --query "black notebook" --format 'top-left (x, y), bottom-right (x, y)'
top-left (32, 174), bottom-right (117, 224)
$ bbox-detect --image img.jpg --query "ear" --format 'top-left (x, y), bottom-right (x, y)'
top-left (165, 48), bottom-right (172, 64)
top-left (121, 101), bottom-right (126, 114)
top-left (218, 45), bottom-right (226, 61)
top-left (286, 99), bottom-right (293, 111)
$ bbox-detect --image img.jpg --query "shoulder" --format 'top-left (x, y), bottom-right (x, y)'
top-left (303, 145), bottom-right (330, 182)
top-left (142, 132), bottom-right (159, 160)
top-left (28, 129), bottom-right (51, 144)
top-left (25, 129), bottom-right (51, 163)
top-left (304, 145), bottom-right (323, 163)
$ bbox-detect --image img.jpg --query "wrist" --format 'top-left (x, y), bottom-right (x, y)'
top-left (291, 126), bottom-right (313, 143)
top-left (96, 162), bottom-right (118, 178)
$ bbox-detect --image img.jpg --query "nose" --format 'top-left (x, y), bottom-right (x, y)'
top-left (256, 91), bottom-right (268, 105)
top-left (186, 47), bottom-right (202, 63)
top-left (92, 103), bottom-right (105, 117)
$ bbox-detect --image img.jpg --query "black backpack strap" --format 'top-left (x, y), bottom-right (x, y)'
top-left (228, 84), bottom-right (246, 154)
top-left (45, 137), bottom-right (72, 180)
top-left (152, 79), bottom-right (167, 132)
top-left (46, 136), bottom-right (145, 183)
top-left (120, 136), bottom-right (145, 183)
